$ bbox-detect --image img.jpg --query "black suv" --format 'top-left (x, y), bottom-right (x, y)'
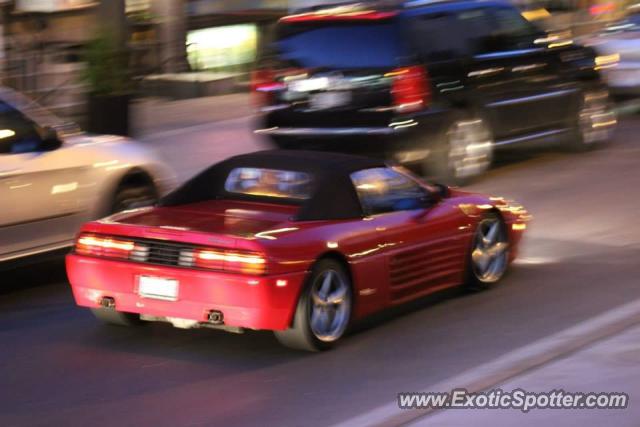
top-left (254, 0), bottom-right (616, 183)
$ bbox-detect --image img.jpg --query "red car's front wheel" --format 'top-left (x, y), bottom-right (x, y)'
top-left (466, 213), bottom-right (509, 291)
top-left (275, 259), bottom-right (352, 352)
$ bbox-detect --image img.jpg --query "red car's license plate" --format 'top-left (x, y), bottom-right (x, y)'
top-left (138, 276), bottom-right (179, 301)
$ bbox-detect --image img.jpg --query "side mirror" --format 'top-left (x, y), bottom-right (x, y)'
top-left (432, 183), bottom-right (450, 199)
top-left (39, 126), bottom-right (63, 151)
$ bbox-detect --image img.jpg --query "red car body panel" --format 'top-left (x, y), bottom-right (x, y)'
top-left (68, 255), bottom-right (306, 330)
top-left (67, 193), bottom-right (528, 331)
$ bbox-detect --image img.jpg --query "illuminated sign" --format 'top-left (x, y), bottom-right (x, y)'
top-left (15, 0), bottom-right (93, 12)
top-left (187, 0), bottom-right (287, 15)
top-left (187, 24), bottom-right (258, 71)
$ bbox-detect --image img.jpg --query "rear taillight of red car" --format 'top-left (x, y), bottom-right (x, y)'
top-left (75, 233), bottom-right (267, 275)
top-left (75, 234), bottom-right (137, 260)
top-left (388, 66), bottom-right (431, 113)
top-left (181, 248), bottom-right (266, 275)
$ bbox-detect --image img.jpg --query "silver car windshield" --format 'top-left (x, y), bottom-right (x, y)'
top-left (0, 86), bottom-right (81, 136)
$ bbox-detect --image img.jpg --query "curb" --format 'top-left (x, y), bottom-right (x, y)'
top-left (138, 99), bottom-right (640, 141)
top-left (139, 115), bottom-right (255, 141)
top-left (332, 298), bottom-right (640, 427)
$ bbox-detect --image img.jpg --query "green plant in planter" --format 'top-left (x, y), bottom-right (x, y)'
top-left (82, 31), bottom-right (132, 135)
top-left (82, 31), bottom-right (131, 96)
top-left (128, 10), bottom-right (158, 25)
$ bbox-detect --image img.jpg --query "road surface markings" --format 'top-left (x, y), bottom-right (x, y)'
top-left (332, 297), bottom-right (640, 427)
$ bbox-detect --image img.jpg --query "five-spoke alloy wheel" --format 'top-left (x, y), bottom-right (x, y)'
top-left (467, 213), bottom-right (509, 290)
top-left (275, 259), bottom-right (352, 351)
top-left (309, 269), bottom-right (351, 342)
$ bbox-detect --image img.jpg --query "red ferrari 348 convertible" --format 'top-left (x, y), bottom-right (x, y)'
top-left (67, 151), bottom-right (529, 351)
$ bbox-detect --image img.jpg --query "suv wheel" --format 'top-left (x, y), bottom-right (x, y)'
top-left (270, 135), bottom-right (295, 150)
top-left (427, 115), bottom-right (493, 186)
top-left (111, 185), bottom-right (157, 214)
top-left (567, 90), bottom-right (616, 152)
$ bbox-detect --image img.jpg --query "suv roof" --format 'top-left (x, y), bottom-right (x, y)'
top-left (286, 0), bottom-right (511, 18)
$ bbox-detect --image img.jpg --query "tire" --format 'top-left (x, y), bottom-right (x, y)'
top-left (91, 308), bottom-right (142, 327)
top-left (269, 135), bottom-right (295, 150)
top-left (274, 259), bottom-right (352, 351)
top-left (425, 113), bottom-right (494, 186)
top-left (111, 184), bottom-right (157, 214)
top-left (464, 212), bottom-right (509, 291)
top-left (566, 89), bottom-right (616, 152)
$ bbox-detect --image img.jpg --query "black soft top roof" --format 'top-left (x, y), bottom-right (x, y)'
top-left (160, 150), bottom-right (387, 221)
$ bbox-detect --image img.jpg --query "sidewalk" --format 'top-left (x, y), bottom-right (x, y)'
top-left (130, 92), bottom-right (253, 138)
top-left (334, 297), bottom-right (640, 427)
top-left (411, 323), bottom-right (640, 426)
top-left (126, 92), bottom-right (265, 185)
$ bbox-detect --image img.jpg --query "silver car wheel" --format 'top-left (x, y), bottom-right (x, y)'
top-left (112, 186), bottom-right (157, 214)
top-left (471, 217), bottom-right (509, 284)
top-left (309, 269), bottom-right (351, 342)
top-left (447, 118), bottom-right (493, 180)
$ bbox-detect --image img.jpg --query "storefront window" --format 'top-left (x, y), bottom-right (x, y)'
top-left (186, 24), bottom-right (258, 73)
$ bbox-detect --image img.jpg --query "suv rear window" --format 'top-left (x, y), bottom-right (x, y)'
top-left (275, 22), bottom-right (406, 69)
top-left (224, 167), bottom-right (314, 200)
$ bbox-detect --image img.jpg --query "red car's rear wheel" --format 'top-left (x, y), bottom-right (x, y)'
top-left (275, 259), bottom-right (352, 351)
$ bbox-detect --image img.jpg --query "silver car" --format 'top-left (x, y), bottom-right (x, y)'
top-left (584, 14), bottom-right (640, 96)
top-left (0, 87), bottom-right (175, 265)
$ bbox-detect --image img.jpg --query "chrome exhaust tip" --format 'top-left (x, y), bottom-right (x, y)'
top-left (99, 296), bottom-right (116, 309)
top-left (207, 310), bottom-right (224, 325)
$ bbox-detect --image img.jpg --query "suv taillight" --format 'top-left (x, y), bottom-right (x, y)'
top-left (251, 67), bottom-right (308, 107)
top-left (251, 69), bottom-right (283, 107)
top-left (389, 66), bottom-right (431, 113)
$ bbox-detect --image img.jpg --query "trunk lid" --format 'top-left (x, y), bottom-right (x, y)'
top-left (90, 200), bottom-right (299, 254)
top-left (109, 200), bottom-right (297, 238)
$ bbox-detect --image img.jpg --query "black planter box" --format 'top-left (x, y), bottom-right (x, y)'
top-left (87, 94), bottom-right (130, 136)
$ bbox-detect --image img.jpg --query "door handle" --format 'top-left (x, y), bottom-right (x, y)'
top-left (512, 63), bottom-right (546, 73)
top-left (467, 67), bottom-right (505, 78)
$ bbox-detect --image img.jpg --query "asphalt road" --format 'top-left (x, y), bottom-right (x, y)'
top-left (2, 117), bottom-right (640, 427)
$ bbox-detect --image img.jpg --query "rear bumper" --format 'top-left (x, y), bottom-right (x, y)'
top-left (258, 129), bottom-right (425, 164)
top-left (256, 109), bottom-right (451, 162)
top-left (255, 126), bottom-right (398, 137)
top-left (66, 254), bottom-right (307, 331)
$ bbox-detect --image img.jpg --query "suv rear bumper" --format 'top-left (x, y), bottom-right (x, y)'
top-left (256, 109), bottom-right (452, 163)
top-left (255, 126), bottom-right (398, 137)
